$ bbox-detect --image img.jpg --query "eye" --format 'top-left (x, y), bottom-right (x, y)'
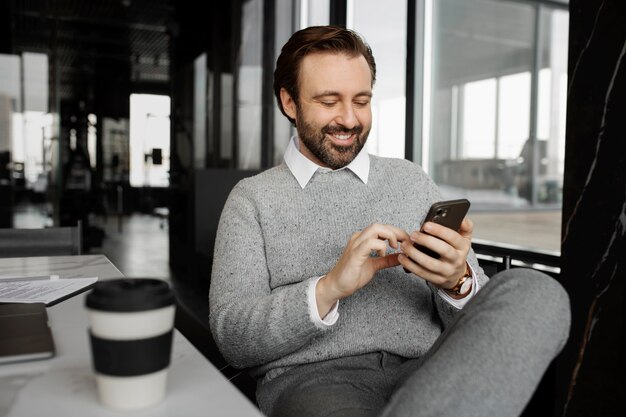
top-left (321, 101), bottom-right (336, 107)
top-left (354, 100), bottom-right (370, 108)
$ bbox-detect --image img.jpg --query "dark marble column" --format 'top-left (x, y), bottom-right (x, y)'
top-left (557, 1), bottom-right (626, 416)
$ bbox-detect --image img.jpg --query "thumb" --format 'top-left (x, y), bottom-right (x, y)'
top-left (371, 253), bottom-right (401, 272)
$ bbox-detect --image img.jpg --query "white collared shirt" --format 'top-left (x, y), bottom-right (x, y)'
top-left (283, 136), bottom-right (478, 327)
top-left (284, 136), bottom-right (370, 188)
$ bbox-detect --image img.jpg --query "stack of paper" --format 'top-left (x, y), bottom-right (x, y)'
top-left (0, 275), bottom-right (98, 306)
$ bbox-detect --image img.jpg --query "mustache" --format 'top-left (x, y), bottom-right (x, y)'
top-left (322, 124), bottom-right (363, 136)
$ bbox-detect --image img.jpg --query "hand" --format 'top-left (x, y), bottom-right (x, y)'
top-left (316, 223), bottom-right (410, 317)
top-left (398, 217), bottom-right (473, 290)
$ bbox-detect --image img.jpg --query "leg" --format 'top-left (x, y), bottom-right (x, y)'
top-left (257, 353), bottom-right (395, 417)
top-left (381, 268), bottom-right (571, 417)
top-left (272, 382), bottom-right (382, 417)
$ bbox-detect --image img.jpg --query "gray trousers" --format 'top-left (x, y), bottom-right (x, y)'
top-left (256, 268), bottom-right (571, 417)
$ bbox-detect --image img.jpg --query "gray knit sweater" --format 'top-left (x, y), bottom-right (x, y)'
top-left (209, 155), bottom-right (488, 382)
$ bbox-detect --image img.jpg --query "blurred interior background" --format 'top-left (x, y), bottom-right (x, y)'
top-left (3, 1), bottom-right (626, 416)
top-left (0, 0), bottom-right (568, 269)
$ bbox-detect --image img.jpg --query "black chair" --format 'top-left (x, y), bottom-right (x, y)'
top-left (0, 222), bottom-right (82, 258)
top-left (173, 169), bottom-right (262, 404)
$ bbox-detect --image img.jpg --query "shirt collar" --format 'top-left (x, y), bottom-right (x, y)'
top-left (284, 136), bottom-right (370, 189)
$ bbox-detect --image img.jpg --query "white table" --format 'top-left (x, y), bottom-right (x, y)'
top-left (0, 255), bottom-right (263, 417)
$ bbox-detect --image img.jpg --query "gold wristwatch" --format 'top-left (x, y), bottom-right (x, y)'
top-left (445, 263), bottom-right (473, 296)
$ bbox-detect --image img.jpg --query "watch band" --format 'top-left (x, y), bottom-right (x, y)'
top-left (445, 263), bottom-right (472, 296)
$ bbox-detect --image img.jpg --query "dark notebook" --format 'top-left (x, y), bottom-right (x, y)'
top-left (0, 303), bottom-right (56, 365)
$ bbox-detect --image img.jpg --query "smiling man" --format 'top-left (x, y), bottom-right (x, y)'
top-left (209, 26), bottom-right (571, 417)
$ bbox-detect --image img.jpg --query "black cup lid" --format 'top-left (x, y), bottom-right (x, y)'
top-left (85, 278), bottom-right (175, 312)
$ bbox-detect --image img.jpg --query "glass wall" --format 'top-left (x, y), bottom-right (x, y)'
top-left (0, 52), bottom-right (52, 194)
top-left (425, 0), bottom-right (568, 212)
top-left (237, 0), bottom-right (264, 169)
top-left (298, 0), bottom-right (330, 29)
top-left (273, 0), bottom-right (299, 165)
top-left (537, 7), bottom-right (569, 205)
top-left (349, 0), bottom-right (407, 159)
top-left (187, 0), bottom-right (568, 251)
top-left (269, 0), bottom-right (408, 162)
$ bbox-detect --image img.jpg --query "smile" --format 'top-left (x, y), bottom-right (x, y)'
top-left (326, 132), bottom-right (357, 147)
top-left (333, 133), bottom-right (352, 141)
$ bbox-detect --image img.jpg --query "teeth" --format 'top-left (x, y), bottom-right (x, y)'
top-left (334, 134), bottom-right (351, 140)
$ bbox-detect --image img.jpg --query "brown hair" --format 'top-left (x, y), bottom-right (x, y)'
top-left (273, 25), bottom-right (376, 124)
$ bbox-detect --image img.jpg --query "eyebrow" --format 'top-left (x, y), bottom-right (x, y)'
top-left (312, 90), bottom-right (373, 100)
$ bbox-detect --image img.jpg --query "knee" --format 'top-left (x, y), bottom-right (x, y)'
top-left (492, 268), bottom-right (570, 312)
top-left (489, 268), bottom-right (571, 348)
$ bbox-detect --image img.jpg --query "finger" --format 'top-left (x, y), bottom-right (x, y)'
top-left (382, 224), bottom-right (411, 249)
top-left (359, 223), bottom-right (410, 249)
top-left (406, 230), bottom-right (450, 260)
top-left (398, 253), bottom-right (451, 287)
top-left (401, 238), bottom-right (442, 268)
top-left (403, 236), bottom-right (463, 279)
top-left (420, 223), bottom-right (469, 255)
top-left (348, 230), bottom-right (363, 244)
top-left (459, 217), bottom-right (473, 239)
top-left (371, 253), bottom-right (401, 271)
top-left (398, 253), bottom-right (417, 274)
top-left (421, 221), bottom-right (459, 243)
top-left (406, 239), bottom-right (469, 289)
top-left (360, 238), bottom-right (388, 258)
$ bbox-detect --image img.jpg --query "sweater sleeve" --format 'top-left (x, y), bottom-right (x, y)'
top-left (209, 182), bottom-right (326, 369)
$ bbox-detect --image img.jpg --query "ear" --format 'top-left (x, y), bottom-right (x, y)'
top-left (280, 88), bottom-right (297, 121)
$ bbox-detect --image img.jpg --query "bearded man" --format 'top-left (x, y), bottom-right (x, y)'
top-left (209, 25), bottom-right (570, 417)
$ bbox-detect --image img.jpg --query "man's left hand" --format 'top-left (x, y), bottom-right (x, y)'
top-left (398, 217), bottom-right (473, 290)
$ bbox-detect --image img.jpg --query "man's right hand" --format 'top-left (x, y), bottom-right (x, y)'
top-left (315, 223), bottom-right (410, 318)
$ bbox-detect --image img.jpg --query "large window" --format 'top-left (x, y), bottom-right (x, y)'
top-left (298, 0), bottom-right (330, 28)
top-left (425, 0), bottom-right (568, 211)
top-left (129, 94), bottom-right (171, 187)
top-left (350, 0), bottom-right (407, 159)
top-left (186, 0), bottom-right (568, 252)
top-left (0, 53), bottom-right (51, 189)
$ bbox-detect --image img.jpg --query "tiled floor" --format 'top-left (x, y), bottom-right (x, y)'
top-left (87, 214), bottom-right (174, 280)
top-left (12, 202), bottom-right (174, 281)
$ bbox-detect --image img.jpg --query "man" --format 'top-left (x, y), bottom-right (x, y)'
top-left (209, 25), bottom-right (570, 417)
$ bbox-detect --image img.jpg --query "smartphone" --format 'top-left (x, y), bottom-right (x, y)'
top-left (413, 198), bottom-right (471, 259)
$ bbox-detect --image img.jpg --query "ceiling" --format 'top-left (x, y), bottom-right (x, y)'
top-left (7, 0), bottom-right (174, 113)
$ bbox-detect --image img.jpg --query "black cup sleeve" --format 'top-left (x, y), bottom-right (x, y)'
top-left (90, 330), bottom-right (173, 377)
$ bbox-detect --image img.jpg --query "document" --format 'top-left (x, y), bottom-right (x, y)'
top-left (0, 275), bottom-right (98, 306)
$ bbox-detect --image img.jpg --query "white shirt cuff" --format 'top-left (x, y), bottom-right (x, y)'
top-left (307, 276), bottom-right (339, 328)
top-left (437, 263), bottom-right (481, 309)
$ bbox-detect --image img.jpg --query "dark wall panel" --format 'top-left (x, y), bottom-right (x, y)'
top-left (557, 1), bottom-right (626, 416)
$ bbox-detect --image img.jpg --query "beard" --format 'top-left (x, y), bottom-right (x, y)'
top-left (296, 107), bottom-right (370, 170)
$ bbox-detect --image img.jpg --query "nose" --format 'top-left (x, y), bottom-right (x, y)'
top-left (334, 102), bottom-right (357, 129)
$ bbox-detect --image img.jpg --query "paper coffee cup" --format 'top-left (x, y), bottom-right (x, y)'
top-left (86, 278), bottom-right (176, 410)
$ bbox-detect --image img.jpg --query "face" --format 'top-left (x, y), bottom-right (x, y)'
top-left (280, 52), bottom-right (373, 169)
